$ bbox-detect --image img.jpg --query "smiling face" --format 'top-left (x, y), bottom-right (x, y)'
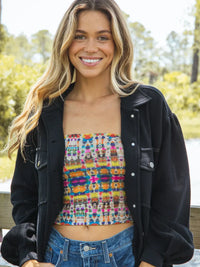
top-left (68, 10), bottom-right (115, 81)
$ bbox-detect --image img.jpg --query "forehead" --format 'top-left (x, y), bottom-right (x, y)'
top-left (77, 10), bottom-right (111, 31)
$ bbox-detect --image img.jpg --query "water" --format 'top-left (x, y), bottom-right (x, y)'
top-left (185, 139), bottom-right (200, 206)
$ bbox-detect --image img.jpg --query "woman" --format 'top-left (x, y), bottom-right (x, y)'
top-left (1, 0), bottom-right (194, 266)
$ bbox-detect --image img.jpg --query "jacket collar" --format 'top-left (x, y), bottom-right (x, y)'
top-left (120, 84), bottom-right (151, 110)
top-left (42, 83), bottom-right (151, 114)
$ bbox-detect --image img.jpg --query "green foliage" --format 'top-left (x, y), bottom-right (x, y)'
top-left (154, 71), bottom-right (200, 138)
top-left (3, 29), bottom-right (53, 64)
top-left (0, 55), bottom-right (46, 147)
top-left (155, 71), bottom-right (200, 115)
top-left (0, 24), bottom-right (8, 53)
top-left (4, 33), bottom-right (33, 64)
top-left (128, 21), bottom-right (162, 80)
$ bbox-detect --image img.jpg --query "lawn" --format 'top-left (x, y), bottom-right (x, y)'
top-left (0, 153), bottom-right (16, 182)
top-left (180, 117), bottom-right (200, 140)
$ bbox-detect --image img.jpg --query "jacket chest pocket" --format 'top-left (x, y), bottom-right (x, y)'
top-left (140, 148), bottom-right (155, 172)
top-left (35, 148), bottom-right (48, 205)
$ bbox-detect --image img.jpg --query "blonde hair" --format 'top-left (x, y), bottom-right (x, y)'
top-left (8, 0), bottom-right (137, 158)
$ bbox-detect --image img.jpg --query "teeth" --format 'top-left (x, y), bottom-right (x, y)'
top-left (82, 58), bottom-right (101, 63)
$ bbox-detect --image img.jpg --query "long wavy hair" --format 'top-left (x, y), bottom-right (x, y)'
top-left (7, 0), bottom-right (136, 158)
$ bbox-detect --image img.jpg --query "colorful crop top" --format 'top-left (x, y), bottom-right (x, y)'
top-left (54, 133), bottom-right (133, 226)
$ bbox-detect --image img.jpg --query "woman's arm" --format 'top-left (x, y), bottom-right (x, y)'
top-left (22, 260), bottom-right (54, 267)
top-left (140, 91), bottom-right (194, 266)
top-left (139, 262), bottom-right (155, 267)
top-left (1, 130), bottom-right (39, 266)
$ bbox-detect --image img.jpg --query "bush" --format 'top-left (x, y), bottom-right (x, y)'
top-left (0, 55), bottom-right (46, 147)
top-left (154, 71), bottom-right (200, 138)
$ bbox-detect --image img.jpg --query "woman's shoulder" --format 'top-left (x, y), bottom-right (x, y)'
top-left (124, 83), bottom-right (168, 107)
top-left (131, 83), bottom-right (166, 100)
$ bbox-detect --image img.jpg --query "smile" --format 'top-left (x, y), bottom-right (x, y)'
top-left (80, 57), bottom-right (102, 66)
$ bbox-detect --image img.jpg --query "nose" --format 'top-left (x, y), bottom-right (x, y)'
top-left (84, 38), bottom-right (98, 53)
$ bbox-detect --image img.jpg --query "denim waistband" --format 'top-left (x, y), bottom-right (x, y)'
top-left (48, 226), bottom-right (134, 263)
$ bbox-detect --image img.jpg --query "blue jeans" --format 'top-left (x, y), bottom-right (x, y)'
top-left (44, 226), bottom-right (135, 267)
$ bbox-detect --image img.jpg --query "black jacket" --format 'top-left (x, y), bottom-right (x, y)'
top-left (1, 84), bottom-right (194, 267)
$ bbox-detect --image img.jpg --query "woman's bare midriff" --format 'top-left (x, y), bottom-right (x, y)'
top-left (53, 222), bottom-right (133, 241)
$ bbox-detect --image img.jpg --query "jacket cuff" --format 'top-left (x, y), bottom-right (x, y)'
top-left (1, 223), bottom-right (37, 266)
top-left (141, 247), bottom-right (164, 267)
top-left (19, 252), bottom-right (38, 267)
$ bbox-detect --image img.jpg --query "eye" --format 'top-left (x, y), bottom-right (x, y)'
top-left (98, 36), bottom-right (109, 41)
top-left (74, 35), bottom-right (86, 40)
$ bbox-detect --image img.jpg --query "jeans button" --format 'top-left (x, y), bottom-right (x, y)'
top-left (84, 245), bottom-right (90, 251)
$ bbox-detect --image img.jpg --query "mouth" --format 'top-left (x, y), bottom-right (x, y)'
top-left (80, 57), bottom-right (102, 66)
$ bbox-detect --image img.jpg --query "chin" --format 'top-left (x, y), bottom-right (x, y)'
top-left (78, 72), bottom-right (103, 79)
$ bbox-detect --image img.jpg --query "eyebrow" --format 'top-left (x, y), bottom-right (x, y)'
top-left (76, 30), bottom-right (111, 34)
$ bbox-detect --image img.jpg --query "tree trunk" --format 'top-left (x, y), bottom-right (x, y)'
top-left (0, 0), bottom-right (1, 25)
top-left (0, 0), bottom-right (2, 53)
top-left (191, 48), bottom-right (199, 83)
top-left (191, 1), bottom-right (200, 83)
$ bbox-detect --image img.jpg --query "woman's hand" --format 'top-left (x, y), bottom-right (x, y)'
top-left (22, 260), bottom-right (55, 267)
top-left (139, 261), bottom-right (156, 267)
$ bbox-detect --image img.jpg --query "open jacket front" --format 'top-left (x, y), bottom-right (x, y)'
top-left (1, 85), bottom-right (194, 267)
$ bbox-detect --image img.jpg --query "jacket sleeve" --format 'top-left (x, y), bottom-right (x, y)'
top-left (1, 130), bottom-right (39, 267)
top-left (141, 100), bottom-right (194, 266)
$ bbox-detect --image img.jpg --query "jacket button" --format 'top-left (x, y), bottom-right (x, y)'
top-left (131, 172), bottom-right (135, 177)
top-left (149, 162), bottom-right (154, 168)
top-left (131, 142), bottom-right (135, 147)
top-left (133, 204), bottom-right (136, 208)
top-left (130, 114), bottom-right (135, 119)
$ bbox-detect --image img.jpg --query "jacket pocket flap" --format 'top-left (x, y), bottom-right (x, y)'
top-left (140, 148), bottom-right (155, 171)
top-left (35, 148), bottom-right (47, 170)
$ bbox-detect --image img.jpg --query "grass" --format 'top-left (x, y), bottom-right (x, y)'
top-left (180, 117), bottom-right (200, 140)
top-left (0, 118), bottom-right (199, 182)
top-left (0, 153), bottom-right (16, 182)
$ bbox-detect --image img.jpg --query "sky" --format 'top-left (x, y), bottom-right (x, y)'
top-left (2, 0), bottom-right (195, 47)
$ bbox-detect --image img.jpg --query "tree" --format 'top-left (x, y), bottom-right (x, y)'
top-left (164, 31), bottom-right (192, 73)
top-left (128, 21), bottom-right (162, 82)
top-left (4, 33), bottom-right (33, 64)
top-left (191, 0), bottom-right (200, 83)
top-left (0, 0), bottom-right (5, 53)
top-left (166, 31), bottom-right (181, 70)
top-left (31, 30), bottom-right (53, 63)
top-left (0, 24), bottom-right (7, 53)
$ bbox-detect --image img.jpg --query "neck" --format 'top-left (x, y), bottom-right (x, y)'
top-left (70, 71), bottom-right (114, 103)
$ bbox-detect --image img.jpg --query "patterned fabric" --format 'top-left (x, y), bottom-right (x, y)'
top-left (55, 133), bottom-right (133, 226)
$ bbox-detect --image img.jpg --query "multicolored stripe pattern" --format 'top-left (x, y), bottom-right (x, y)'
top-left (55, 133), bottom-right (133, 226)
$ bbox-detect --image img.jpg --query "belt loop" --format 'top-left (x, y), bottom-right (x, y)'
top-left (101, 241), bottom-right (110, 263)
top-left (63, 239), bottom-right (69, 261)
